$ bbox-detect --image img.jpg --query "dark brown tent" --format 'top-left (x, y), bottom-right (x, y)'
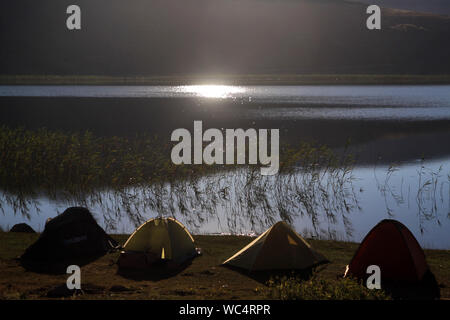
top-left (345, 219), bottom-right (429, 283)
top-left (20, 207), bottom-right (117, 273)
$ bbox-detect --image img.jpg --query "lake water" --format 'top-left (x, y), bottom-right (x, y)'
top-left (0, 85), bottom-right (449, 249)
top-left (2, 84), bottom-right (450, 109)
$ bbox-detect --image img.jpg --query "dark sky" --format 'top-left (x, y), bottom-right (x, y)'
top-left (355, 0), bottom-right (450, 16)
top-left (1, 0), bottom-right (450, 75)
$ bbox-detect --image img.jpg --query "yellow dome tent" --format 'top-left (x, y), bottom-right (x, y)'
top-left (223, 221), bottom-right (328, 271)
top-left (118, 217), bottom-right (197, 269)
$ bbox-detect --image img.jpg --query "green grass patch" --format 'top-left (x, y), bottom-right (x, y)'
top-left (266, 274), bottom-right (391, 300)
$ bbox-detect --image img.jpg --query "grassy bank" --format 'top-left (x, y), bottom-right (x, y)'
top-left (0, 232), bottom-right (448, 300)
top-left (2, 74), bottom-right (450, 85)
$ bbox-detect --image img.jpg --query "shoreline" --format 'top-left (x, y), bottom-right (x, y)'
top-left (2, 74), bottom-right (450, 86)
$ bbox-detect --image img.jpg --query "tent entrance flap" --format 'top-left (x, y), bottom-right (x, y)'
top-left (119, 217), bottom-right (197, 269)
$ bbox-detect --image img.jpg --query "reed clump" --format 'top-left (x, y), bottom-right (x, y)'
top-left (0, 126), bottom-right (351, 193)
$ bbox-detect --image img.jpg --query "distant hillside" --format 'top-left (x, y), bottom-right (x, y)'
top-left (1, 0), bottom-right (449, 76)
top-left (354, 0), bottom-right (450, 16)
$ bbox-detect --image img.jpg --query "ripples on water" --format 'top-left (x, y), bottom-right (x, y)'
top-left (2, 85), bottom-right (450, 121)
top-left (1, 84), bottom-right (450, 104)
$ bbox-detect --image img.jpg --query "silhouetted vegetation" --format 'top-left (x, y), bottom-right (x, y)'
top-left (1, 126), bottom-right (448, 236)
top-left (0, 126), bottom-right (358, 235)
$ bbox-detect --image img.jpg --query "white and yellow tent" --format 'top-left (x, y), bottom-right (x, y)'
top-left (223, 221), bottom-right (328, 271)
top-left (120, 217), bottom-right (197, 268)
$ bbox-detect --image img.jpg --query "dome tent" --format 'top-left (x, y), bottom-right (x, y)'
top-left (118, 217), bottom-right (197, 270)
top-left (344, 219), bottom-right (429, 283)
top-left (10, 223), bottom-right (35, 233)
top-left (20, 207), bottom-right (117, 273)
top-left (222, 221), bottom-right (328, 271)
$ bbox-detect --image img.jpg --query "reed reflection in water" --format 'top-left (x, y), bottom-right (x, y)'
top-left (1, 158), bottom-right (449, 249)
top-left (1, 160), bottom-right (358, 236)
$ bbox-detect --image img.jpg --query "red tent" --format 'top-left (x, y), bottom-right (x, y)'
top-left (345, 219), bottom-right (429, 283)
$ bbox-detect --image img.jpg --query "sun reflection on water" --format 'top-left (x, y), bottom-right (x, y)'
top-left (178, 85), bottom-right (246, 99)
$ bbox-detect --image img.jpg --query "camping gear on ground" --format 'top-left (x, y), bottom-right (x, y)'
top-left (20, 207), bottom-right (117, 273)
top-left (118, 217), bottom-right (198, 270)
top-left (222, 221), bottom-right (328, 271)
top-left (10, 223), bottom-right (35, 233)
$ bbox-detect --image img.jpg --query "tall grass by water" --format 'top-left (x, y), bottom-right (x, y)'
top-left (1, 126), bottom-right (446, 237)
top-left (0, 125), bottom-right (352, 191)
top-left (0, 126), bottom-right (357, 234)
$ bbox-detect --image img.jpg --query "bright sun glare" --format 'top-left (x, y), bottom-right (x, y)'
top-left (181, 85), bottom-right (245, 99)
